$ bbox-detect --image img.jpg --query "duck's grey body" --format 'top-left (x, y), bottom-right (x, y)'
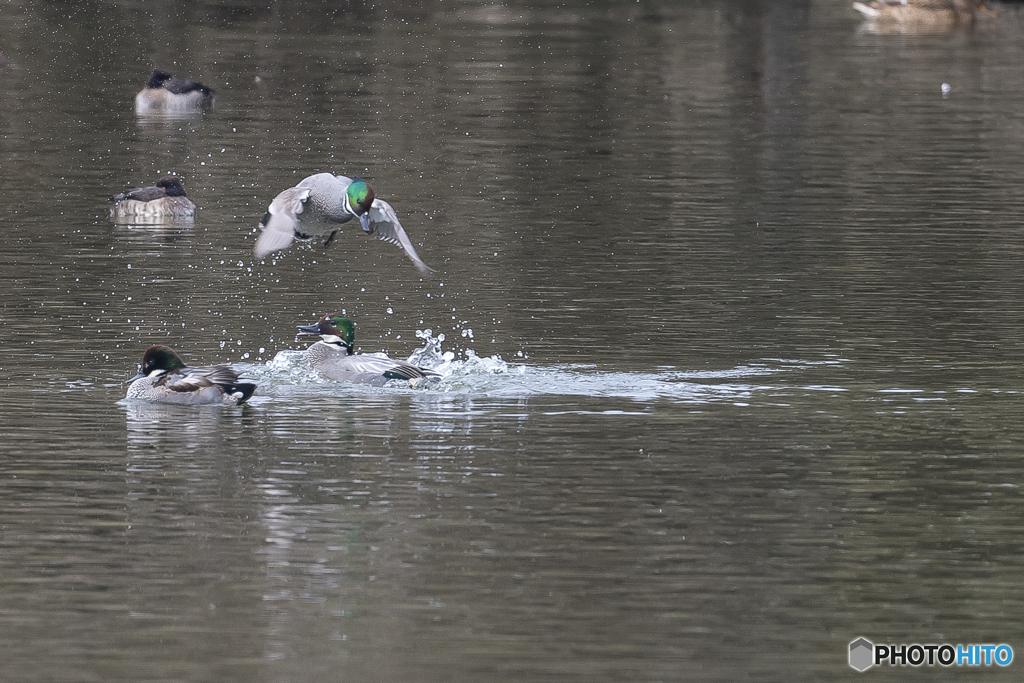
top-left (126, 345), bottom-right (256, 405)
top-left (305, 340), bottom-right (438, 387)
top-left (135, 69), bottom-right (215, 113)
top-left (109, 176), bottom-right (196, 220)
top-left (126, 373), bottom-right (252, 404)
top-left (297, 314), bottom-right (440, 386)
top-left (255, 173), bottom-right (433, 273)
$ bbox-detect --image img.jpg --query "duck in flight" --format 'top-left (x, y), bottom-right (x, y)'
top-left (255, 173), bottom-right (434, 274)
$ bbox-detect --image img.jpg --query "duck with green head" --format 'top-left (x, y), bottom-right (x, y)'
top-left (255, 173), bottom-right (434, 274)
top-left (296, 314), bottom-right (440, 386)
top-left (126, 345), bottom-right (256, 405)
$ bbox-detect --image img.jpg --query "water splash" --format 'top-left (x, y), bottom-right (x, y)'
top-left (244, 327), bottom-right (837, 405)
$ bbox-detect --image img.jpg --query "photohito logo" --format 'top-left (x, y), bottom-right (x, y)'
top-left (849, 638), bottom-right (1013, 671)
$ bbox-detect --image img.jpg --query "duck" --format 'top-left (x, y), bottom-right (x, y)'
top-left (135, 69), bottom-right (215, 113)
top-left (852, 0), bottom-right (984, 30)
top-left (254, 173), bottom-right (434, 273)
top-left (126, 345), bottom-right (257, 405)
top-left (109, 176), bottom-right (197, 220)
top-left (296, 314), bottom-right (440, 386)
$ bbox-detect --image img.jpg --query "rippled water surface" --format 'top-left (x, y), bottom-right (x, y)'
top-left (3, 1), bottom-right (1024, 681)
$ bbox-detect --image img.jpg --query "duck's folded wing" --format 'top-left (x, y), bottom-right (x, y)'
top-left (164, 77), bottom-right (213, 95)
top-left (347, 354), bottom-right (437, 379)
top-left (367, 199), bottom-right (435, 274)
top-left (111, 185), bottom-right (161, 203)
top-left (255, 187), bottom-right (310, 259)
top-left (182, 367), bottom-right (256, 402)
top-left (187, 365), bottom-right (247, 384)
top-left (161, 372), bottom-right (219, 392)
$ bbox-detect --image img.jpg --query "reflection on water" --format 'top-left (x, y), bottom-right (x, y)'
top-left (3, 0), bottom-right (1024, 681)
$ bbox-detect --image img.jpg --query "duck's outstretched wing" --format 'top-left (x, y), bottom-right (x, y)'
top-left (255, 187), bottom-right (311, 259)
top-left (366, 199), bottom-right (435, 274)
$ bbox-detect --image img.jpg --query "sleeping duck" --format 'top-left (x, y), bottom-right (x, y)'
top-left (109, 176), bottom-right (196, 220)
top-left (135, 69), bottom-right (215, 113)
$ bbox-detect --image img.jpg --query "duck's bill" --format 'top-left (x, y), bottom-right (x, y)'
top-left (296, 323), bottom-right (321, 336)
top-left (126, 370), bottom-right (145, 384)
top-left (359, 213), bottom-right (372, 234)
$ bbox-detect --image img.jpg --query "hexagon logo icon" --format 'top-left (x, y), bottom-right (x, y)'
top-left (849, 638), bottom-right (874, 671)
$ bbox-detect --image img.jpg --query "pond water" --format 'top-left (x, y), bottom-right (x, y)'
top-left (2, 0), bottom-right (1024, 680)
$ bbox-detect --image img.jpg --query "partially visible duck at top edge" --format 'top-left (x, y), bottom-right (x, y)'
top-left (852, 0), bottom-right (985, 30)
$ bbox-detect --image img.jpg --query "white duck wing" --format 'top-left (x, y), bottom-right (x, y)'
top-left (254, 187), bottom-right (311, 259)
top-left (367, 199), bottom-right (435, 274)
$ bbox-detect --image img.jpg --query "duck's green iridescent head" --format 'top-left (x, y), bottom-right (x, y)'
top-left (346, 178), bottom-right (375, 217)
top-left (297, 315), bottom-right (356, 350)
top-left (143, 345), bottom-right (187, 373)
top-left (128, 344), bottom-right (187, 383)
top-left (326, 316), bottom-right (356, 346)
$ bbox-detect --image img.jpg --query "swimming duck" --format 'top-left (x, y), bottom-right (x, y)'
top-left (852, 0), bottom-right (984, 29)
top-left (109, 176), bottom-right (197, 220)
top-left (126, 345), bottom-right (257, 405)
top-left (255, 173), bottom-right (434, 273)
top-left (135, 69), bottom-right (215, 113)
top-left (296, 314), bottom-right (440, 386)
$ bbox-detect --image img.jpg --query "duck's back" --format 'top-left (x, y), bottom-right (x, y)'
top-left (296, 173), bottom-right (353, 223)
top-left (305, 341), bottom-right (438, 385)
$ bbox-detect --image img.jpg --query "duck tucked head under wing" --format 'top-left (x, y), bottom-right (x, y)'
top-left (110, 176), bottom-right (188, 203)
top-left (135, 69), bottom-right (215, 113)
top-left (109, 176), bottom-right (196, 220)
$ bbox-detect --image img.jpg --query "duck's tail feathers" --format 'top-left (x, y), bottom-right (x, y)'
top-left (852, 2), bottom-right (881, 17)
top-left (222, 382), bottom-right (258, 404)
top-left (383, 365), bottom-right (440, 381)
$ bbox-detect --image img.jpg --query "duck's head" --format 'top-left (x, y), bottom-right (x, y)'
top-left (297, 315), bottom-right (355, 353)
top-left (128, 344), bottom-right (187, 383)
top-left (145, 69), bottom-right (174, 89)
top-left (345, 178), bottom-right (375, 233)
top-left (156, 176), bottom-right (187, 197)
